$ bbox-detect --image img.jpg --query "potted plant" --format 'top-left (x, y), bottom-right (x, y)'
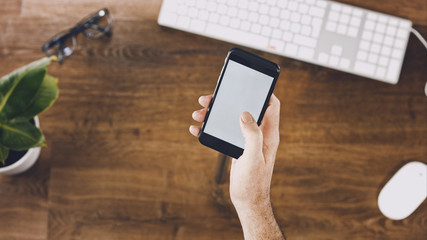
top-left (0, 57), bottom-right (58, 175)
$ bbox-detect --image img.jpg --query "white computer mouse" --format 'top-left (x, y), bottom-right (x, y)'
top-left (378, 161), bottom-right (427, 220)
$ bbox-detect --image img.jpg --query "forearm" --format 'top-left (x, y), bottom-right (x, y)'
top-left (235, 201), bottom-right (285, 240)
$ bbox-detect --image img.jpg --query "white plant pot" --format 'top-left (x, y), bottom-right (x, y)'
top-left (0, 116), bottom-right (42, 175)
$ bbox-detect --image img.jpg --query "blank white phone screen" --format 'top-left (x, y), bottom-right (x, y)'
top-left (204, 60), bottom-right (274, 149)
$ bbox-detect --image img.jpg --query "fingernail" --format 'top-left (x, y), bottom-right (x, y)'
top-left (241, 112), bottom-right (254, 123)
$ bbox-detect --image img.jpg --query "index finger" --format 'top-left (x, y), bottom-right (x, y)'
top-left (198, 94), bottom-right (213, 108)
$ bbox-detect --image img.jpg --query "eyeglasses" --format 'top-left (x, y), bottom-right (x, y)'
top-left (41, 8), bottom-right (112, 64)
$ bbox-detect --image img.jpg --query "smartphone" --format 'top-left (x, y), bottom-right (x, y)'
top-left (198, 48), bottom-right (280, 159)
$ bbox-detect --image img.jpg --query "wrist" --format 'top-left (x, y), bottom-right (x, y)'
top-left (233, 197), bottom-right (273, 217)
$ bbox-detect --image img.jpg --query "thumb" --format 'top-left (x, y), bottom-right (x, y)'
top-left (240, 112), bottom-right (263, 157)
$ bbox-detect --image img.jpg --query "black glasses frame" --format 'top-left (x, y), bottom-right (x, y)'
top-left (41, 8), bottom-right (112, 63)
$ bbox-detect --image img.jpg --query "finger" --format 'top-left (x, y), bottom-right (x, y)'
top-left (192, 108), bottom-right (207, 122)
top-left (240, 112), bottom-right (263, 159)
top-left (261, 94), bottom-right (280, 129)
top-left (198, 95), bottom-right (213, 108)
top-left (189, 125), bottom-right (200, 137)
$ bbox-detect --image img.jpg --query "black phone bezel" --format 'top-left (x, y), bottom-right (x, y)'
top-left (198, 48), bottom-right (280, 159)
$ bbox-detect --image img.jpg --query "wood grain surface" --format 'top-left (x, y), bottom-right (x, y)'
top-left (0, 0), bottom-right (426, 239)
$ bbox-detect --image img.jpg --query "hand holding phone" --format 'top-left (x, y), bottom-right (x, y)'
top-left (194, 48), bottom-right (280, 159)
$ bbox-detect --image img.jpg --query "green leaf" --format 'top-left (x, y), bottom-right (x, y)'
top-left (0, 57), bottom-right (54, 120)
top-left (0, 144), bottom-right (9, 166)
top-left (11, 74), bottom-right (59, 122)
top-left (0, 121), bottom-right (45, 151)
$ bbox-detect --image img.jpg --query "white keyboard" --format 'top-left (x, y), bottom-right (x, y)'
top-left (158, 0), bottom-right (413, 84)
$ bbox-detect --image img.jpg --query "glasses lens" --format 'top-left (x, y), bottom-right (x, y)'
top-left (42, 31), bottom-right (77, 63)
top-left (82, 9), bottom-right (112, 39)
top-left (62, 36), bottom-right (77, 57)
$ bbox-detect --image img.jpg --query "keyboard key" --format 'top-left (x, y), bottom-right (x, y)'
top-left (189, 8), bottom-right (198, 18)
top-left (238, 0), bottom-right (249, 9)
top-left (269, 39), bottom-right (285, 51)
top-left (280, 9), bottom-right (291, 19)
top-left (272, 29), bottom-right (282, 39)
top-left (365, 20), bottom-right (375, 30)
top-left (353, 9), bottom-right (363, 17)
top-left (291, 23), bottom-right (301, 33)
top-left (260, 4), bottom-right (269, 14)
top-left (340, 58), bottom-right (351, 69)
top-left (339, 14), bottom-right (350, 24)
top-left (301, 15), bottom-right (311, 25)
top-left (329, 11), bottom-right (339, 21)
top-left (288, 1), bottom-right (298, 11)
top-left (331, 4), bottom-right (341, 12)
top-left (399, 20), bottom-right (412, 29)
top-left (396, 29), bottom-right (407, 38)
top-left (354, 61), bottom-right (375, 75)
top-left (270, 17), bottom-right (280, 27)
top-left (283, 32), bottom-right (293, 42)
top-left (190, 19), bottom-right (206, 32)
top-left (206, 23), bottom-right (269, 48)
top-left (368, 53), bottom-right (378, 64)
top-left (329, 56), bottom-right (339, 66)
top-left (298, 4), bottom-right (309, 14)
top-left (376, 23), bottom-right (386, 33)
top-left (371, 43), bottom-right (381, 54)
top-left (178, 5), bottom-right (189, 15)
top-left (381, 46), bottom-right (392, 56)
top-left (350, 17), bottom-right (361, 27)
top-left (280, 20), bottom-right (290, 30)
top-left (337, 24), bottom-right (347, 34)
top-left (230, 18), bottom-right (240, 28)
top-left (348, 27), bottom-right (358, 37)
top-left (367, 13), bottom-right (377, 21)
top-left (262, 26), bottom-right (273, 36)
top-left (373, 34), bottom-right (383, 44)
top-left (357, 51), bottom-right (368, 61)
top-left (248, 12), bottom-right (259, 22)
top-left (392, 49), bottom-right (403, 59)
top-left (285, 43), bottom-right (298, 56)
top-left (291, 12), bottom-right (301, 22)
top-left (240, 21), bottom-right (251, 31)
top-left (294, 34), bottom-right (317, 48)
top-left (317, 0), bottom-right (328, 8)
top-left (383, 36), bottom-right (394, 46)
top-left (269, 7), bottom-right (280, 17)
top-left (251, 24), bottom-right (262, 33)
top-left (360, 41), bottom-right (370, 51)
top-left (386, 59), bottom-right (401, 82)
top-left (318, 53), bottom-right (329, 63)
top-left (158, 13), bottom-right (177, 25)
top-left (342, 6), bottom-right (352, 14)
top-left (228, 7), bottom-right (238, 17)
top-left (209, 13), bottom-right (220, 23)
top-left (309, 6), bottom-right (325, 18)
top-left (362, 31), bottom-right (373, 41)
top-left (199, 10), bottom-right (209, 21)
top-left (248, 1), bottom-right (258, 11)
top-left (394, 39), bottom-right (405, 49)
top-left (326, 22), bottom-right (337, 32)
top-left (378, 56), bottom-right (389, 66)
top-left (177, 16), bottom-right (191, 28)
top-left (331, 45), bottom-right (343, 56)
top-left (260, 15), bottom-right (270, 24)
top-left (219, 15), bottom-right (230, 25)
top-left (298, 46), bottom-right (315, 60)
top-left (376, 67), bottom-right (386, 78)
top-left (301, 26), bottom-right (311, 36)
top-left (386, 26), bottom-right (397, 36)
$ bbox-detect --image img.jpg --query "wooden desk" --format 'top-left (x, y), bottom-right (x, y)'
top-left (0, 0), bottom-right (426, 239)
